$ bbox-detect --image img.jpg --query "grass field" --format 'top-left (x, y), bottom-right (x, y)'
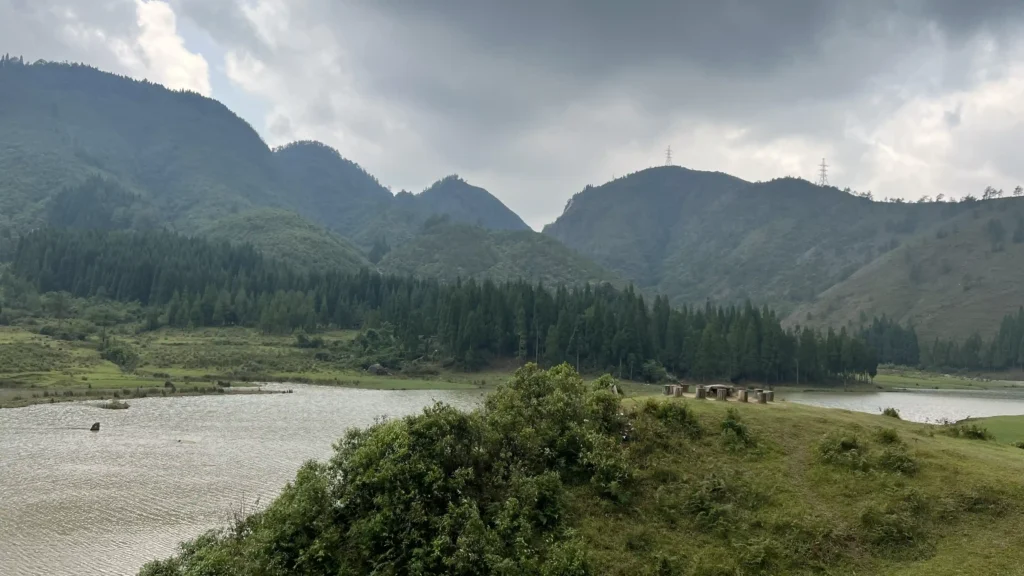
top-left (963, 415), bottom-right (1024, 445)
top-left (0, 326), bottom-right (505, 408)
top-left (577, 395), bottom-right (1024, 575)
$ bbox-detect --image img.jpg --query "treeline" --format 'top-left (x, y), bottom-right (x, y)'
top-left (859, 314), bottom-right (1024, 372)
top-left (9, 228), bottom-right (879, 383)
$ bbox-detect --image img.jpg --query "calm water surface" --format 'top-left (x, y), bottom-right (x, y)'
top-left (0, 384), bottom-right (484, 576)
top-left (781, 389), bottom-right (1024, 423)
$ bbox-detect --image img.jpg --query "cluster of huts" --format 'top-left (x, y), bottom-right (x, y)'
top-left (663, 383), bottom-right (774, 403)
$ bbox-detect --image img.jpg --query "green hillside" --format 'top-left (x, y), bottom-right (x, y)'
top-left (141, 364), bottom-right (1024, 576)
top-left (0, 58), bottom-right (529, 244)
top-left (0, 58), bottom-right (280, 232)
top-left (787, 199), bottom-right (1024, 341)
top-left (544, 166), bottom-right (1023, 338)
top-left (271, 140), bottom-right (395, 238)
top-left (379, 220), bottom-right (620, 286)
top-left (0, 57), bottom-right (558, 284)
top-left (198, 209), bottom-right (369, 273)
top-left (402, 175), bottom-right (530, 231)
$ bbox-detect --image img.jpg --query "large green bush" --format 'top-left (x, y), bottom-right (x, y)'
top-left (139, 363), bottom-right (627, 576)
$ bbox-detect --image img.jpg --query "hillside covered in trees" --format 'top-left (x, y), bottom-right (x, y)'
top-left (544, 166), bottom-right (1024, 340)
top-left (4, 56), bottom-right (1023, 346)
top-left (10, 228), bottom-right (879, 383)
top-left (378, 220), bottom-right (622, 287)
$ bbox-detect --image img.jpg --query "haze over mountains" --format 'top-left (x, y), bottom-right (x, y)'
top-left (2, 57), bottom-right (1023, 340)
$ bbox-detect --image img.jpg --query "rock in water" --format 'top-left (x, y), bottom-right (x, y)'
top-left (90, 422), bottom-right (100, 432)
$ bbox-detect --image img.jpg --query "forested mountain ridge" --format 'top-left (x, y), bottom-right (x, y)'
top-left (378, 220), bottom-right (621, 286)
top-left (0, 58), bottom-right (526, 244)
top-left (0, 56), bottom-right (591, 285)
top-left (197, 208), bottom-right (370, 274)
top-left (789, 197), bottom-right (1024, 341)
top-left (0, 57), bottom-right (279, 232)
top-left (544, 166), bottom-right (1024, 339)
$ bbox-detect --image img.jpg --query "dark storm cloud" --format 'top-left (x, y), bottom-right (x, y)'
top-left (170, 1), bottom-right (1024, 224)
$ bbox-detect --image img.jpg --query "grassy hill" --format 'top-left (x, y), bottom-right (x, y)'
top-left (544, 166), bottom-right (1023, 338)
top-left (198, 209), bottom-right (369, 273)
top-left (140, 364), bottom-right (1024, 575)
top-left (787, 199), bottom-right (1024, 340)
top-left (379, 220), bottom-right (620, 286)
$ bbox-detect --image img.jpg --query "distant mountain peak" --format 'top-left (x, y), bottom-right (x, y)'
top-left (415, 175), bottom-right (530, 231)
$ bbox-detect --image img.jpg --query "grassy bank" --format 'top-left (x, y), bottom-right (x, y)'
top-left (0, 326), bottom-right (506, 408)
top-left (140, 364), bottom-right (1024, 576)
top-left (963, 415), bottom-right (1024, 445)
top-left (775, 367), bottom-right (1024, 394)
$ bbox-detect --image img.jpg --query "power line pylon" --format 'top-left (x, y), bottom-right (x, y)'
top-left (817, 158), bottom-right (829, 187)
top-left (665, 145), bottom-right (673, 166)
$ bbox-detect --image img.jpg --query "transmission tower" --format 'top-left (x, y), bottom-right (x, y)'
top-left (817, 158), bottom-right (829, 187)
top-left (665, 145), bottom-right (673, 166)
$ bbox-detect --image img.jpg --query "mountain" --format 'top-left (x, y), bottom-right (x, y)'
top-left (0, 58), bottom-right (279, 232)
top-left (397, 175), bottom-right (530, 231)
top-left (0, 57), bottom-right (576, 285)
top-left (198, 208), bottom-right (370, 273)
top-left (0, 58), bottom-right (528, 245)
top-left (271, 141), bottom-right (394, 239)
top-left (544, 166), bottom-right (1023, 338)
top-left (788, 200), bottom-right (1024, 340)
top-left (379, 220), bottom-right (619, 286)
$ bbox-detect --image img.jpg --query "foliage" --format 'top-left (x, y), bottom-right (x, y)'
top-left (198, 209), bottom-right (369, 273)
top-left (139, 363), bottom-right (624, 575)
top-left (941, 423), bottom-right (994, 441)
top-left (882, 407), bottom-right (901, 419)
top-left (817, 433), bottom-right (871, 472)
top-left (11, 228), bottom-right (879, 382)
top-left (719, 408), bottom-right (754, 449)
top-left (139, 373), bottom-right (1024, 575)
top-left (788, 202), bottom-right (1024, 342)
top-left (379, 221), bottom-right (619, 287)
top-left (101, 341), bottom-right (140, 372)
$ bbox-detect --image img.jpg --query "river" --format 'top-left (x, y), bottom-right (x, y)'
top-left (6, 384), bottom-right (1024, 575)
top-left (0, 384), bottom-right (484, 576)
top-left (780, 388), bottom-right (1024, 423)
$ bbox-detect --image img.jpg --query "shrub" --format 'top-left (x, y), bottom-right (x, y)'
top-left (876, 445), bottom-right (918, 476)
top-left (141, 363), bottom-right (624, 574)
top-left (881, 407), bottom-right (901, 419)
top-left (818, 433), bottom-right (871, 472)
top-left (1014, 442), bottom-right (1024, 450)
top-left (942, 423), bottom-right (994, 441)
top-left (873, 428), bottom-right (901, 445)
top-left (684, 474), bottom-right (735, 531)
top-left (639, 399), bottom-right (703, 439)
top-left (720, 408), bottom-right (754, 449)
top-left (100, 342), bottom-right (139, 372)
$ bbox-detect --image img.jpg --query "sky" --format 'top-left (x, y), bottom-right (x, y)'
top-left (3, 0), bottom-right (1024, 229)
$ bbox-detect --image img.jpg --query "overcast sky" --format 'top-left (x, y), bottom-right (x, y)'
top-left (4, 0), bottom-right (1024, 228)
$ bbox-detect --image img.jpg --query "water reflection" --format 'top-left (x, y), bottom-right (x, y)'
top-left (780, 389), bottom-right (1024, 423)
top-left (0, 384), bottom-right (484, 576)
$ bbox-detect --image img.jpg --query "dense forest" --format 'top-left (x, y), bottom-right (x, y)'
top-left (858, 314), bottom-right (1024, 373)
top-left (7, 228), bottom-right (881, 384)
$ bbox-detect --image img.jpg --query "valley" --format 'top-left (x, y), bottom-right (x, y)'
top-left (2, 52), bottom-right (1024, 576)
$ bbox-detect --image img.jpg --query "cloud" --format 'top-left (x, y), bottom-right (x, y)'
top-left (132, 0), bottom-right (210, 95)
top-left (0, 0), bottom-right (209, 95)
top-left (9, 0), bottom-right (1024, 227)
